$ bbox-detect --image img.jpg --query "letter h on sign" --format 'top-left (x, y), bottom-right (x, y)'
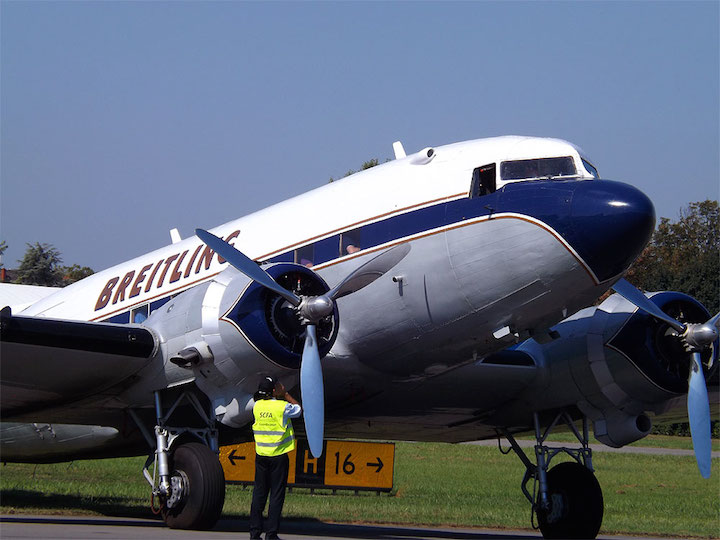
top-left (293, 439), bottom-right (325, 486)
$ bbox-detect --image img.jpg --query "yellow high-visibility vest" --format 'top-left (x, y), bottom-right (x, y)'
top-left (252, 399), bottom-right (296, 457)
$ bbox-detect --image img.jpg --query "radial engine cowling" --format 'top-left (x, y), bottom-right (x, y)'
top-left (518, 291), bottom-right (717, 448)
top-left (145, 263), bottom-right (338, 426)
top-left (213, 263), bottom-right (338, 368)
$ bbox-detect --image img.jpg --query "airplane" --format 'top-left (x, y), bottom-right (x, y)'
top-left (1, 135), bottom-right (717, 539)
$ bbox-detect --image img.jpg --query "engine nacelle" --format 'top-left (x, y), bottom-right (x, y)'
top-left (518, 291), bottom-right (717, 447)
top-left (143, 263), bottom-right (338, 427)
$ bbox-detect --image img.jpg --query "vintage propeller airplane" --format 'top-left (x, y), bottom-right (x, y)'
top-left (1, 136), bottom-right (717, 539)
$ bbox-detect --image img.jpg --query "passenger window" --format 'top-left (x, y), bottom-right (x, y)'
top-left (295, 245), bottom-right (314, 267)
top-left (341, 230), bottom-right (362, 255)
top-left (314, 235), bottom-right (341, 264)
top-left (268, 252), bottom-right (294, 264)
top-left (132, 304), bottom-right (149, 323)
top-left (471, 164), bottom-right (496, 197)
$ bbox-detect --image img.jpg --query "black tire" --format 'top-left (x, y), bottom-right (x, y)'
top-left (537, 461), bottom-right (604, 539)
top-left (162, 442), bottom-right (226, 530)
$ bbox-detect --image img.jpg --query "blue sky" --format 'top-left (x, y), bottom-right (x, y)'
top-left (1, 1), bottom-right (718, 271)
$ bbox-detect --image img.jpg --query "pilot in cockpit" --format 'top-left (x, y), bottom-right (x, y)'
top-left (524, 162), bottom-right (539, 179)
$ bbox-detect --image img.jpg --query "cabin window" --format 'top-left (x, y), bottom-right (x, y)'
top-left (470, 164), bottom-right (496, 197)
top-left (582, 158), bottom-right (599, 179)
top-left (295, 245), bottom-right (314, 267)
top-left (500, 156), bottom-right (576, 181)
top-left (314, 235), bottom-right (341, 264)
top-left (132, 304), bottom-right (149, 323)
top-left (268, 252), bottom-right (294, 264)
top-left (341, 230), bottom-right (362, 255)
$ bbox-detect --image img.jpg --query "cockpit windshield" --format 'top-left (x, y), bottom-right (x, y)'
top-left (500, 156), bottom-right (576, 181)
top-left (582, 158), bottom-right (599, 179)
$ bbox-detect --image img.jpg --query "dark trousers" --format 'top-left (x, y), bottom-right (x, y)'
top-left (250, 453), bottom-right (289, 537)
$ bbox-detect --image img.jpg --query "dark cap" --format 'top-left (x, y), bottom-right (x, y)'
top-left (257, 376), bottom-right (276, 395)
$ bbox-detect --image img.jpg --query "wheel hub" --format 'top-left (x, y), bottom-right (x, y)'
top-left (545, 492), bottom-right (565, 524)
top-left (166, 471), bottom-right (188, 509)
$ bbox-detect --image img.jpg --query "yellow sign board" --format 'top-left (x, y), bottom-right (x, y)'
top-left (219, 440), bottom-right (394, 491)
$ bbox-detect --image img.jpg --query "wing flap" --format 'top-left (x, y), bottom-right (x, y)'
top-left (0, 308), bottom-right (157, 418)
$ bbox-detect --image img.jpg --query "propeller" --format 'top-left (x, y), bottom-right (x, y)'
top-left (196, 229), bottom-right (411, 457)
top-left (612, 278), bottom-right (718, 478)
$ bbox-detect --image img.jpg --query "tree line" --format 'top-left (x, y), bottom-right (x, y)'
top-left (0, 241), bottom-right (93, 287)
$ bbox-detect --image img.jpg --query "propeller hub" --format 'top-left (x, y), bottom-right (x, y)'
top-left (299, 295), bottom-right (334, 323)
top-left (683, 323), bottom-right (719, 352)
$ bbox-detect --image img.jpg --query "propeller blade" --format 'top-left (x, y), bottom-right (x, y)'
top-left (328, 243), bottom-right (411, 300)
top-left (300, 324), bottom-right (325, 458)
top-left (688, 352), bottom-right (712, 478)
top-left (611, 278), bottom-right (686, 333)
top-left (196, 229), bottom-right (301, 307)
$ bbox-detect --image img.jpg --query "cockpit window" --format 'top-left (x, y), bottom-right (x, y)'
top-left (500, 156), bottom-right (576, 181)
top-left (582, 158), bottom-right (599, 179)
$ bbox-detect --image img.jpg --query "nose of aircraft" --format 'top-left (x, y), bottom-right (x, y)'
top-left (569, 180), bottom-right (655, 282)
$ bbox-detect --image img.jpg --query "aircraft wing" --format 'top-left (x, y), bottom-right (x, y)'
top-left (0, 283), bottom-right (61, 312)
top-left (0, 307), bottom-right (157, 420)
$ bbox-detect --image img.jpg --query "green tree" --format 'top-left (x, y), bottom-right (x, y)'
top-left (62, 264), bottom-right (95, 285)
top-left (0, 240), bottom-right (7, 268)
top-left (626, 200), bottom-right (719, 313)
top-left (328, 157), bottom-right (386, 183)
top-left (15, 242), bottom-right (65, 286)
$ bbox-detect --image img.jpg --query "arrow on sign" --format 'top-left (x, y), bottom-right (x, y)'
top-left (366, 457), bottom-right (384, 473)
top-left (228, 449), bottom-right (246, 466)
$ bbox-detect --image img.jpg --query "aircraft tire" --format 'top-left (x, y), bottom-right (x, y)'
top-left (536, 461), bottom-right (603, 539)
top-left (162, 442), bottom-right (226, 530)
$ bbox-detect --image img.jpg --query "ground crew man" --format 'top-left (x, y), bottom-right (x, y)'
top-left (249, 376), bottom-right (302, 540)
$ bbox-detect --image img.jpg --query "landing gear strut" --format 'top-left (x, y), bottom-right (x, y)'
top-left (129, 389), bottom-right (225, 530)
top-left (501, 411), bottom-right (604, 539)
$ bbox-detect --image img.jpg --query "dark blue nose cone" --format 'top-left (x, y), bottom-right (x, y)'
top-left (569, 180), bottom-right (655, 282)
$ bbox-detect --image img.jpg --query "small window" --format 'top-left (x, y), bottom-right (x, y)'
top-left (341, 229), bottom-right (362, 255)
top-left (582, 158), bottom-right (599, 179)
top-left (471, 164), bottom-right (496, 197)
top-left (268, 252), bottom-right (294, 264)
top-left (132, 304), bottom-right (149, 323)
top-left (295, 245), bottom-right (314, 267)
top-left (501, 156), bottom-right (576, 181)
top-left (314, 235), bottom-right (341, 264)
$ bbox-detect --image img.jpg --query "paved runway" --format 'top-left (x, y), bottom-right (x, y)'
top-left (0, 514), bottom-right (677, 540)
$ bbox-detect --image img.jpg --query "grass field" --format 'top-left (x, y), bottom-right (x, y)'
top-left (1, 438), bottom-right (718, 538)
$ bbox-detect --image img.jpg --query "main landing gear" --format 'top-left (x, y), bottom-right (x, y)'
top-left (500, 411), bottom-right (604, 539)
top-left (129, 390), bottom-right (226, 530)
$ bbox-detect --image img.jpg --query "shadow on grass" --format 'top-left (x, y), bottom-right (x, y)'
top-left (1, 490), bottom-right (539, 539)
top-left (0, 488), bottom-right (155, 521)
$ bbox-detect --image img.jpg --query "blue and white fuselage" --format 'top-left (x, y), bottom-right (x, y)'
top-left (10, 135), bottom-right (658, 437)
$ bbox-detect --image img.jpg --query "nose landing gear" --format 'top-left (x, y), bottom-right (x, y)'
top-left (501, 411), bottom-right (604, 539)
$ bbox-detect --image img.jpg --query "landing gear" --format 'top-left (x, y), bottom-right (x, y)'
top-left (129, 389), bottom-right (226, 530)
top-left (501, 411), bottom-right (604, 539)
top-left (162, 442), bottom-right (225, 529)
top-left (536, 462), bottom-right (603, 539)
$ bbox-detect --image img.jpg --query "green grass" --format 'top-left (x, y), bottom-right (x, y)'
top-left (1, 441), bottom-right (719, 538)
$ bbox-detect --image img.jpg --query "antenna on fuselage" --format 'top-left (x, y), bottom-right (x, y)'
top-left (170, 228), bottom-right (182, 244)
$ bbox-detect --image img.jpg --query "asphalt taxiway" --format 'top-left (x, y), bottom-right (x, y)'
top-left (0, 514), bottom-right (684, 540)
